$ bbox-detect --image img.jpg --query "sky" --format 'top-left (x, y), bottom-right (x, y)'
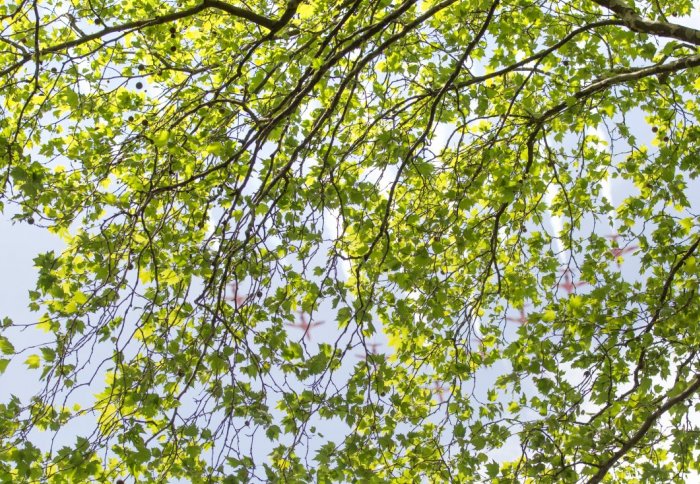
top-left (1, 3), bottom-right (699, 480)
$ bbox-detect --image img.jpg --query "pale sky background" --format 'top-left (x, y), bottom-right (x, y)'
top-left (0, 4), bottom-right (698, 480)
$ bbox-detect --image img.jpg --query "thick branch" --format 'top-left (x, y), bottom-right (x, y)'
top-left (592, 0), bottom-right (700, 46)
top-left (203, 0), bottom-right (277, 29)
top-left (585, 373), bottom-right (700, 483)
top-left (646, 236), bottom-right (700, 332)
top-left (204, 0), bottom-right (299, 32)
top-left (45, 4), bottom-right (207, 56)
top-left (538, 54), bottom-right (700, 123)
top-left (0, 0), bottom-right (297, 77)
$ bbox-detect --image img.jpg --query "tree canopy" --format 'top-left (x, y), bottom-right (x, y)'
top-left (1, 0), bottom-right (700, 482)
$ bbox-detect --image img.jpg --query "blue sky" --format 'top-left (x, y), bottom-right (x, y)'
top-left (1, 4), bottom-right (699, 479)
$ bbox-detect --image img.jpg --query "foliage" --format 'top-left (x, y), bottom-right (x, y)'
top-left (1, 0), bottom-right (699, 481)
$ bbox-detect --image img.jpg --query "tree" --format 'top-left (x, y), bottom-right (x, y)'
top-left (1, 0), bottom-right (699, 481)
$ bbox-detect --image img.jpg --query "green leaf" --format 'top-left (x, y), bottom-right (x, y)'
top-left (153, 131), bottom-right (170, 148)
top-left (2, 1), bottom-right (700, 481)
top-left (0, 336), bottom-right (14, 355)
top-left (25, 354), bottom-right (40, 369)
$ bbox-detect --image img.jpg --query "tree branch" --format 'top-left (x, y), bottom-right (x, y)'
top-left (0, 0), bottom-right (298, 77)
top-left (538, 54), bottom-right (700, 123)
top-left (592, 0), bottom-right (700, 46)
top-left (203, 0), bottom-right (277, 29)
top-left (646, 236), bottom-right (700, 333)
top-left (204, 0), bottom-right (300, 32)
top-left (585, 373), bottom-right (700, 483)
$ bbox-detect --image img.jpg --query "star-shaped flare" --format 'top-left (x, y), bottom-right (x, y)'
top-left (286, 309), bottom-right (325, 341)
top-left (607, 234), bottom-right (638, 267)
top-left (429, 381), bottom-right (448, 403)
top-left (506, 306), bottom-right (529, 325)
top-left (557, 267), bottom-right (588, 294)
top-left (226, 283), bottom-right (247, 306)
top-left (355, 342), bottom-right (383, 359)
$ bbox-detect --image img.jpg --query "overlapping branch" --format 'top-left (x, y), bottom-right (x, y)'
top-left (586, 373), bottom-right (700, 483)
top-left (593, 0), bottom-right (700, 46)
top-left (0, 0), bottom-right (299, 77)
